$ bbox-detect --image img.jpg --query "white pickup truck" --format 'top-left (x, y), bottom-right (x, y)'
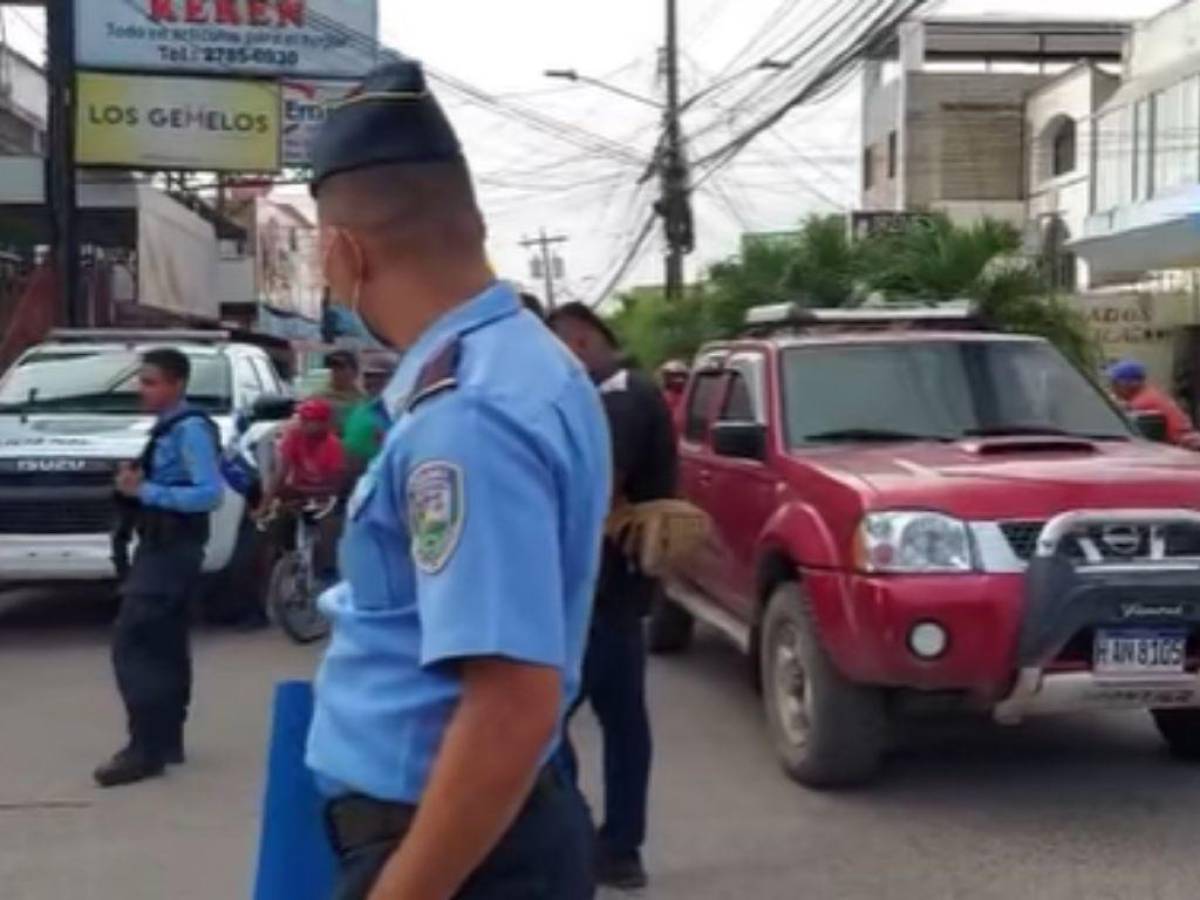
top-left (0, 330), bottom-right (288, 594)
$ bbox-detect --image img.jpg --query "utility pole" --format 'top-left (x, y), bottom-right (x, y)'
top-left (46, 0), bottom-right (83, 326)
top-left (659, 0), bottom-right (693, 304)
top-left (521, 229), bottom-right (569, 311)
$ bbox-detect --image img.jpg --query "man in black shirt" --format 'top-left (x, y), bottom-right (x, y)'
top-left (549, 303), bottom-right (678, 890)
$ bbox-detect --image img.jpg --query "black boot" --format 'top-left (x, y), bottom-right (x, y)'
top-left (93, 746), bottom-right (165, 788)
top-left (164, 720), bottom-right (185, 766)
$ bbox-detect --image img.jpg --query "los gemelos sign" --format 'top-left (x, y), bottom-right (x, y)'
top-left (76, 0), bottom-right (379, 78)
top-left (76, 72), bottom-right (282, 172)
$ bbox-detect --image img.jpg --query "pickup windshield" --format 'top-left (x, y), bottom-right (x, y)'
top-left (0, 350), bottom-right (232, 415)
top-left (782, 340), bottom-right (1132, 447)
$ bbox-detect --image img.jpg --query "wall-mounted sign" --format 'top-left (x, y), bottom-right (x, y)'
top-left (76, 0), bottom-right (379, 78)
top-left (282, 79), bottom-right (356, 166)
top-left (76, 72), bottom-right (282, 173)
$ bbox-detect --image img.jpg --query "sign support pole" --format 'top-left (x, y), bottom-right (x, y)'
top-left (47, 0), bottom-right (83, 327)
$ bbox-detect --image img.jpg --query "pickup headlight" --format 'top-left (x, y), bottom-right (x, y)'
top-left (856, 512), bottom-right (974, 573)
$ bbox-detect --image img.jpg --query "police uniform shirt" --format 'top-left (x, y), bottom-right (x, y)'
top-left (138, 402), bottom-right (223, 513)
top-left (306, 281), bottom-right (612, 804)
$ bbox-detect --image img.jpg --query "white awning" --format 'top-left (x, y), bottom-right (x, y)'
top-left (1072, 216), bottom-right (1200, 283)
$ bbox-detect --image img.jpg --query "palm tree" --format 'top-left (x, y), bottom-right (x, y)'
top-left (609, 213), bottom-right (1096, 371)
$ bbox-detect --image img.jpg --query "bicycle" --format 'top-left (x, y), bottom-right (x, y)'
top-left (258, 494), bottom-right (338, 644)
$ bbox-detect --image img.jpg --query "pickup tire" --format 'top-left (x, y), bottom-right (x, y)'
top-left (760, 582), bottom-right (886, 788)
top-left (1152, 709), bottom-right (1200, 759)
top-left (647, 588), bottom-right (694, 655)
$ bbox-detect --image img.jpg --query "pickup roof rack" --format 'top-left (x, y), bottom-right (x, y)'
top-left (743, 302), bottom-right (981, 335)
top-left (47, 329), bottom-right (232, 345)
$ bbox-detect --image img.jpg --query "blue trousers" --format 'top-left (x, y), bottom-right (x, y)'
top-left (330, 771), bottom-right (595, 899)
top-left (112, 539), bottom-right (203, 760)
top-left (562, 616), bottom-right (652, 857)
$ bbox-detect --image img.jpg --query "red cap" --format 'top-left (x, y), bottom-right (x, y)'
top-left (297, 398), bottom-right (334, 423)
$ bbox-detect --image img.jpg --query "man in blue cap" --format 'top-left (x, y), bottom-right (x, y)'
top-left (1108, 358), bottom-right (1199, 447)
top-left (305, 59), bottom-right (611, 899)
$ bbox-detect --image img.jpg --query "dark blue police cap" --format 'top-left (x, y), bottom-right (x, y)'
top-left (310, 58), bottom-right (463, 196)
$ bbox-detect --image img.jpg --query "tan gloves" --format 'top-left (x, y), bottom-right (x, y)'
top-left (605, 499), bottom-right (712, 579)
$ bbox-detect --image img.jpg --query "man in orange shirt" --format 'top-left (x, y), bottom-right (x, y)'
top-left (1109, 359), bottom-right (1200, 448)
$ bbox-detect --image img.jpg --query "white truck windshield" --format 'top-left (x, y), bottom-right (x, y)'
top-left (0, 349), bottom-right (232, 415)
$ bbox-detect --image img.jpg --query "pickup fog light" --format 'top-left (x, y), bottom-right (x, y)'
top-left (856, 511), bottom-right (974, 573)
top-left (908, 621), bottom-right (949, 660)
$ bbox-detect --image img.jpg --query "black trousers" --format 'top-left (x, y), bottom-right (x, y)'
top-left (112, 538), bottom-right (204, 761)
top-left (561, 614), bottom-right (652, 857)
top-left (330, 772), bottom-right (595, 900)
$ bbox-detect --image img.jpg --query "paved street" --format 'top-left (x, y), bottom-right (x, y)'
top-left (3, 589), bottom-right (1200, 900)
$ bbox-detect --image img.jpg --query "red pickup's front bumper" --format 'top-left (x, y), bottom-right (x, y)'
top-left (805, 569), bottom-right (1026, 698)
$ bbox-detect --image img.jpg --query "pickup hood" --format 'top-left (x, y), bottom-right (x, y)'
top-left (0, 413), bottom-right (231, 460)
top-left (803, 438), bottom-right (1200, 519)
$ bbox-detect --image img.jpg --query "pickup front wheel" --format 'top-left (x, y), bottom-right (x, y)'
top-left (761, 582), bottom-right (886, 788)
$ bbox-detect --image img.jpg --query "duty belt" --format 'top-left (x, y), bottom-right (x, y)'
top-left (324, 766), bottom-right (561, 857)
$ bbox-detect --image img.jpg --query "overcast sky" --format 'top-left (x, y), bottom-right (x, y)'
top-left (0, 0), bottom-right (1181, 302)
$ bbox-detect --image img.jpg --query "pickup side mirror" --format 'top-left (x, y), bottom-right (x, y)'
top-left (250, 394), bottom-right (296, 424)
top-left (1131, 410), bottom-right (1169, 443)
top-left (712, 421), bottom-right (767, 461)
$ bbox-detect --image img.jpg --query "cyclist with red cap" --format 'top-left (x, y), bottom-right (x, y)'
top-left (257, 397), bottom-right (348, 514)
top-left (256, 398), bottom-right (348, 586)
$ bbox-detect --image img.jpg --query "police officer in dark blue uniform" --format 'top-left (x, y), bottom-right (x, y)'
top-left (96, 348), bottom-right (223, 787)
top-left (305, 61), bottom-right (611, 899)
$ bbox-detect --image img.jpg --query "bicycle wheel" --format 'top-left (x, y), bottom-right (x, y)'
top-left (268, 550), bottom-right (330, 645)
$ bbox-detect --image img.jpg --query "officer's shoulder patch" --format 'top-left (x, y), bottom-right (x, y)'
top-left (407, 460), bottom-right (465, 574)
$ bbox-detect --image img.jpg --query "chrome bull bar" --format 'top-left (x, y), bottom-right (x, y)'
top-left (998, 509), bottom-right (1200, 723)
top-left (1034, 508), bottom-right (1200, 571)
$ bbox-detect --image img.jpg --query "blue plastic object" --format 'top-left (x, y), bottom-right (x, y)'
top-left (253, 681), bottom-right (336, 900)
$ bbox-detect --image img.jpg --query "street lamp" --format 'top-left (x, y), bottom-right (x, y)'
top-left (543, 69), bottom-right (663, 110)
top-left (544, 58), bottom-right (791, 113)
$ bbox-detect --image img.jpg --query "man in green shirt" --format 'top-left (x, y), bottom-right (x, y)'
top-left (317, 350), bottom-right (366, 431)
top-left (342, 352), bottom-right (400, 473)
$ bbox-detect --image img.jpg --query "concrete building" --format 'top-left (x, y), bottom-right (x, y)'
top-left (861, 17), bottom-right (1128, 227)
top-left (1074, 0), bottom-right (1200, 285)
top-left (0, 43), bottom-right (44, 155)
top-left (1025, 62), bottom-right (1122, 292)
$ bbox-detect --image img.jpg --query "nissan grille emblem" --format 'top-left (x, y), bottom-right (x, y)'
top-left (1121, 603), bottom-right (1186, 619)
top-left (1101, 525), bottom-right (1142, 557)
top-left (16, 458), bottom-right (88, 473)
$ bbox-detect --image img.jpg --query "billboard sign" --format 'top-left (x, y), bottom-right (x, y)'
top-left (75, 0), bottom-right (379, 77)
top-left (282, 80), bottom-right (356, 166)
top-left (76, 72), bottom-right (282, 172)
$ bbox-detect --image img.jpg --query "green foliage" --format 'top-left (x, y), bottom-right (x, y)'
top-left (607, 213), bottom-right (1097, 371)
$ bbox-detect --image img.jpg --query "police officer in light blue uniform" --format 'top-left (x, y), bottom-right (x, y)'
top-left (305, 60), bottom-right (611, 899)
top-left (97, 347), bottom-right (223, 788)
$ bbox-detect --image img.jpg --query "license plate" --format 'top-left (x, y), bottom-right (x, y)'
top-left (1094, 629), bottom-right (1187, 678)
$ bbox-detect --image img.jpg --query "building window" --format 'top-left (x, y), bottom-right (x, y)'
top-left (1051, 119), bottom-right (1076, 177)
top-left (863, 146), bottom-right (876, 191)
top-left (1153, 77), bottom-right (1199, 197)
top-left (1134, 99), bottom-right (1153, 202)
top-left (1043, 217), bottom-right (1077, 293)
top-left (887, 131), bottom-right (898, 179)
top-left (1094, 106), bottom-right (1133, 213)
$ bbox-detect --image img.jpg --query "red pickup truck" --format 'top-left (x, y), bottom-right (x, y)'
top-left (657, 304), bottom-right (1200, 787)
